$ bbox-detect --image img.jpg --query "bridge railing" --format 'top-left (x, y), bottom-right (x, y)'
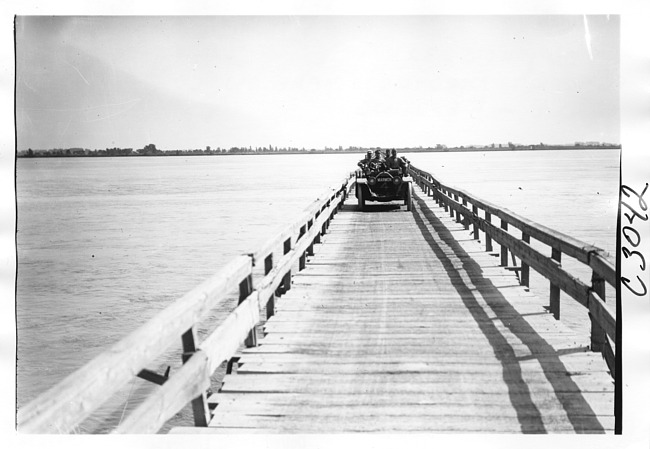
top-left (17, 174), bottom-right (353, 434)
top-left (409, 165), bottom-right (617, 377)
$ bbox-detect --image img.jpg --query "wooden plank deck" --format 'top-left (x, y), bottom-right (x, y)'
top-left (171, 187), bottom-right (614, 434)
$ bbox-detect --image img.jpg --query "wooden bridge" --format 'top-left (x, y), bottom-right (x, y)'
top-left (18, 165), bottom-right (618, 434)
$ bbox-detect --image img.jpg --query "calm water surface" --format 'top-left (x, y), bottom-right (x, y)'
top-left (15, 150), bottom-right (619, 432)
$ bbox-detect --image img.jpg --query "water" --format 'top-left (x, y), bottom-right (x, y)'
top-left (15, 149), bottom-right (619, 432)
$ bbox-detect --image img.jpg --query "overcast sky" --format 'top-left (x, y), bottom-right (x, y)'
top-left (16, 15), bottom-right (619, 151)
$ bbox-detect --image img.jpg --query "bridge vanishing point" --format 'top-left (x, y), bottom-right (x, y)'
top-left (18, 165), bottom-right (618, 434)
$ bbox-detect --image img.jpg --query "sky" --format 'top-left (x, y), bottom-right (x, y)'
top-left (15, 15), bottom-right (620, 151)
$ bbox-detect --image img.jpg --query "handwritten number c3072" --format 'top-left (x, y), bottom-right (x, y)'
top-left (620, 183), bottom-right (648, 297)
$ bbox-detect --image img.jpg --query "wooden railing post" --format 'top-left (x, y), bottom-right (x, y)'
top-left (549, 248), bottom-right (561, 319)
top-left (307, 219), bottom-right (315, 256)
top-left (440, 189), bottom-right (446, 213)
top-left (265, 254), bottom-right (275, 319)
top-left (472, 205), bottom-right (479, 239)
top-left (326, 199), bottom-right (332, 230)
top-left (485, 212), bottom-right (493, 252)
top-left (276, 238), bottom-right (292, 296)
top-left (321, 203), bottom-right (329, 236)
top-left (521, 232), bottom-right (530, 287)
top-left (590, 271), bottom-right (607, 352)
top-left (500, 219), bottom-right (508, 266)
top-left (181, 327), bottom-right (210, 427)
top-left (462, 198), bottom-right (469, 229)
top-left (454, 194), bottom-right (461, 223)
top-left (333, 194), bottom-right (341, 214)
top-left (299, 225), bottom-right (307, 271)
top-left (239, 274), bottom-right (257, 347)
top-left (314, 211), bottom-right (322, 244)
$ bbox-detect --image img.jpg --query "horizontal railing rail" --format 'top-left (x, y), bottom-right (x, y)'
top-left (409, 165), bottom-right (617, 377)
top-left (18, 173), bottom-right (353, 434)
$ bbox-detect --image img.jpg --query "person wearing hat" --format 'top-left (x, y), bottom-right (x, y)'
top-left (357, 150), bottom-right (373, 172)
top-left (369, 149), bottom-right (386, 171)
top-left (387, 149), bottom-right (408, 175)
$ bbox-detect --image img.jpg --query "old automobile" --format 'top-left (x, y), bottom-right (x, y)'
top-left (355, 162), bottom-right (413, 211)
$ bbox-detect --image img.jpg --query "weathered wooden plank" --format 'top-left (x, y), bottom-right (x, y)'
top-left (210, 402), bottom-right (612, 422)
top-left (258, 332), bottom-right (587, 345)
top-left (268, 307), bottom-right (556, 317)
top-left (270, 303), bottom-right (552, 313)
top-left (261, 323), bottom-right (574, 334)
top-left (235, 351), bottom-right (604, 365)
top-left (206, 413), bottom-right (613, 433)
top-left (252, 341), bottom-right (591, 354)
top-left (257, 332), bottom-right (584, 345)
top-left (235, 360), bottom-right (610, 375)
top-left (259, 323), bottom-right (582, 338)
top-left (269, 305), bottom-right (545, 315)
top-left (276, 293), bottom-right (537, 303)
top-left (209, 390), bottom-right (614, 411)
top-left (220, 371), bottom-right (613, 391)
top-left (276, 290), bottom-right (538, 300)
top-left (262, 313), bottom-right (573, 324)
top-left (239, 343), bottom-right (595, 358)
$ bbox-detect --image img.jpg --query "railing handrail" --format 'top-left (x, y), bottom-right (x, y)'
top-left (18, 173), bottom-right (353, 434)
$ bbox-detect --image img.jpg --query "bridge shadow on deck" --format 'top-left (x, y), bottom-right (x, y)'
top-left (410, 192), bottom-right (606, 434)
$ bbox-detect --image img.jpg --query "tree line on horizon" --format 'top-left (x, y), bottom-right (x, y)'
top-left (18, 141), bottom-right (621, 158)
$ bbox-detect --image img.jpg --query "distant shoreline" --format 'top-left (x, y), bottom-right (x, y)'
top-left (16, 145), bottom-right (621, 158)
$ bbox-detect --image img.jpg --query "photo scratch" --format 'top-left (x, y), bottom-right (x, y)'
top-left (65, 60), bottom-right (90, 85)
top-left (84, 99), bottom-right (141, 123)
top-left (583, 15), bottom-right (594, 61)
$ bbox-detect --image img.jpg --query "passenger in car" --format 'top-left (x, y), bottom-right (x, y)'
top-left (357, 150), bottom-right (373, 171)
top-left (370, 149), bottom-right (386, 171)
top-left (387, 149), bottom-right (408, 175)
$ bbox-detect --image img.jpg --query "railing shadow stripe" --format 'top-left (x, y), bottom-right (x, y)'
top-left (411, 190), bottom-right (605, 434)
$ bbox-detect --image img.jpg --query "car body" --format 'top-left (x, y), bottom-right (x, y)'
top-left (355, 167), bottom-right (413, 211)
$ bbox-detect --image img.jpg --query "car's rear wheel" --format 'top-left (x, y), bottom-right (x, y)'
top-left (405, 183), bottom-right (413, 211)
top-left (357, 184), bottom-right (365, 211)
